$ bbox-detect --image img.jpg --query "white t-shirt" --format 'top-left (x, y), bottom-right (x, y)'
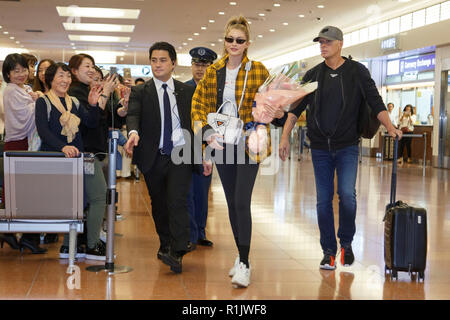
top-left (389, 111), bottom-right (397, 127)
top-left (221, 64), bottom-right (241, 116)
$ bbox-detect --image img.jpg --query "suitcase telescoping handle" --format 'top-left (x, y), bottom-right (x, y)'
top-left (390, 136), bottom-right (399, 205)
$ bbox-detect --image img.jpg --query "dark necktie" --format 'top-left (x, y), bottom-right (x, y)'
top-left (162, 83), bottom-right (173, 154)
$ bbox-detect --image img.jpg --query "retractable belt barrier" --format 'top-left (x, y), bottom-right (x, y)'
top-left (381, 132), bottom-right (428, 177)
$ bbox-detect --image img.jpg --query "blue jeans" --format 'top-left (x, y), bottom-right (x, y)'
top-left (311, 144), bottom-right (359, 255)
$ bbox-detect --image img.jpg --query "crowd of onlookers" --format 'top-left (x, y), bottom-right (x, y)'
top-left (0, 52), bottom-right (144, 260)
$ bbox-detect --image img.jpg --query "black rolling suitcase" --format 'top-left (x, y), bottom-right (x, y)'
top-left (383, 137), bottom-right (427, 281)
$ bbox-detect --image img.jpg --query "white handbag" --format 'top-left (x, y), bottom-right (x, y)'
top-left (207, 100), bottom-right (244, 145)
top-left (207, 61), bottom-right (252, 145)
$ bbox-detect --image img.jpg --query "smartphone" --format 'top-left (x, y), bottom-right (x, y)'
top-left (110, 66), bottom-right (117, 76)
top-left (123, 67), bottom-right (131, 79)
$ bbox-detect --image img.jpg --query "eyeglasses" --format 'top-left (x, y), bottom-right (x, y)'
top-left (224, 37), bottom-right (247, 45)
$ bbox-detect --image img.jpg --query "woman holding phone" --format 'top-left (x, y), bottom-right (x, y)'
top-left (397, 104), bottom-right (416, 164)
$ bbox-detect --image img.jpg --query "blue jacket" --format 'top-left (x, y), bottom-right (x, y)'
top-left (184, 78), bottom-right (197, 88)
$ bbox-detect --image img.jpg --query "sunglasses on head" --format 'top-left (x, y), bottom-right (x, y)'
top-left (224, 37), bottom-right (247, 44)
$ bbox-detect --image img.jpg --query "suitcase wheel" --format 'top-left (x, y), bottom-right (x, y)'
top-left (418, 271), bottom-right (425, 281)
top-left (391, 270), bottom-right (398, 280)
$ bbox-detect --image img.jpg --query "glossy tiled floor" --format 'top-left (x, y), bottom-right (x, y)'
top-left (0, 153), bottom-right (449, 300)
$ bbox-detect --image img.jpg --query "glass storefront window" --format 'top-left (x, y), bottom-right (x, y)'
top-left (400, 13), bottom-right (413, 32)
top-left (441, 1), bottom-right (450, 21)
top-left (417, 71), bottom-right (434, 81)
top-left (386, 86), bottom-right (434, 125)
top-left (413, 9), bottom-right (426, 28)
top-left (389, 17), bottom-right (400, 35)
top-left (438, 70), bottom-right (450, 168)
top-left (416, 87), bottom-right (434, 123)
top-left (426, 4), bottom-right (440, 25)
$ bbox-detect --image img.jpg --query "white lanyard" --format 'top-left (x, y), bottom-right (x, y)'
top-left (237, 61), bottom-right (252, 113)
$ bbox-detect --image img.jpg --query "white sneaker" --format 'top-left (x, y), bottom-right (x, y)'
top-left (231, 262), bottom-right (251, 288)
top-left (228, 256), bottom-right (240, 277)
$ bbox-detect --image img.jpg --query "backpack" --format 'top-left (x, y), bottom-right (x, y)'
top-left (349, 60), bottom-right (381, 139)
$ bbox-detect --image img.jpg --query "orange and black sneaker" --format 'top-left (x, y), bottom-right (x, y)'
top-left (340, 245), bottom-right (355, 267)
top-left (320, 251), bottom-right (337, 270)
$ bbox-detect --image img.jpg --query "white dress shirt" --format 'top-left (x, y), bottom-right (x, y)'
top-left (129, 77), bottom-right (185, 148)
top-left (388, 111), bottom-right (397, 127)
top-left (153, 77), bottom-right (185, 148)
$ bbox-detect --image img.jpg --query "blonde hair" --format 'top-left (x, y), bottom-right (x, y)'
top-left (223, 15), bottom-right (250, 56)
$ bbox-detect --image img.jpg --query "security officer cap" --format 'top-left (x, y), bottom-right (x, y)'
top-left (189, 47), bottom-right (217, 64)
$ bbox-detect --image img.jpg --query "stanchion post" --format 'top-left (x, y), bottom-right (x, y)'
top-left (86, 131), bottom-right (132, 275)
top-left (67, 222), bottom-right (77, 273)
top-left (423, 132), bottom-right (427, 177)
top-left (105, 131), bottom-right (118, 271)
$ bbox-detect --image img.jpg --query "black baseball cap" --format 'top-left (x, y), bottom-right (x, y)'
top-left (313, 26), bottom-right (343, 42)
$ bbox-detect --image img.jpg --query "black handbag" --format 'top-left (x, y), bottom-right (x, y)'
top-left (350, 60), bottom-right (381, 139)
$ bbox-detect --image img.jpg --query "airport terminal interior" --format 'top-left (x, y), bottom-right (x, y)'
top-left (0, 0), bottom-right (449, 300)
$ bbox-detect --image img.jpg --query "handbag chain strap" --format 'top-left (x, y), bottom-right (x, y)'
top-left (237, 61), bottom-right (252, 113)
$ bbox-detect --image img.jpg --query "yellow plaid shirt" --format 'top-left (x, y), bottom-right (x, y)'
top-left (191, 54), bottom-right (271, 162)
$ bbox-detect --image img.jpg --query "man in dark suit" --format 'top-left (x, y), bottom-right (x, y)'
top-left (125, 42), bottom-right (196, 273)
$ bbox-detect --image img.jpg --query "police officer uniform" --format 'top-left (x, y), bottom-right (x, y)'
top-left (185, 47), bottom-right (217, 88)
top-left (185, 47), bottom-right (217, 249)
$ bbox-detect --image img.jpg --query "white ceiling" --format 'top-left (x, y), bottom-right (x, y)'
top-left (0, 0), bottom-right (444, 80)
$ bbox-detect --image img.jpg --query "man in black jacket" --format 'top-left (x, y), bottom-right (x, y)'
top-left (279, 26), bottom-right (402, 270)
top-left (125, 42), bottom-right (196, 273)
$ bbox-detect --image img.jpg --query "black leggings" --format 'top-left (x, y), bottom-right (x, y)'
top-left (214, 145), bottom-right (259, 263)
top-left (398, 136), bottom-right (412, 160)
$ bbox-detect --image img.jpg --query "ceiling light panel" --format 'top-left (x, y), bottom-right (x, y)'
top-left (63, 23), bottom-right (135, 33)
top-left (69, 35), bottom-right (131, 43)
top-left (56, 7), bottom-right (140, 19)
top-left (0, 48), bottom-right (28, 61)
top-left (75, 50), bottom-right (124, 64)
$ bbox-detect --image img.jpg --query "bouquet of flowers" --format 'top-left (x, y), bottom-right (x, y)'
top-left (246, 62), bottom-right (318, 154)
top-left (253, 62), bottom-right (317, 123)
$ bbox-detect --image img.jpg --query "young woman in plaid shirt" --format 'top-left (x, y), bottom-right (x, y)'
top-left (191, 16), bottom-right (281, 288)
